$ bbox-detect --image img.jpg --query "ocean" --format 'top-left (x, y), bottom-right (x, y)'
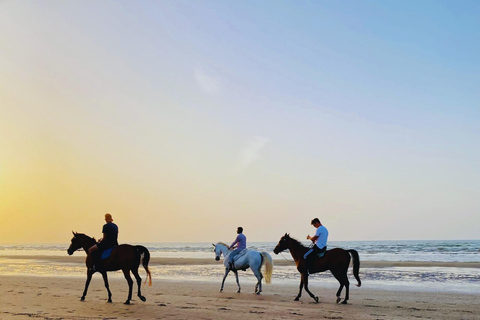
top-left (1, 240), bottom-right (479, 294)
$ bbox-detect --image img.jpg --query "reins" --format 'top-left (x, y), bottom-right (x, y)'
top-left (280, 252), bottom-right (295, 262)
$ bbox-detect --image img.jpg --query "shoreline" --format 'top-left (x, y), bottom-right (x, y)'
top-left (2, 255), bottom-right (480, 268)
top-left (2, 255), bottom-right (478, 296)
top-left (1, 275), bottom-right (479, 320)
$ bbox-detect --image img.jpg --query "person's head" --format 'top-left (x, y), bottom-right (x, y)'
top-left (311, 218), bottom-right (321, 227)
top-left (105, 213), bottom-right (113, 222)
top-left (237, 227), bottom-right (243, 234)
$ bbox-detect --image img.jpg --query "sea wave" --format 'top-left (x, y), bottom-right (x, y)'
top-left (1, 256), bottom-right (479, 294)
top-left (1, 240), bottom-right (480, 262)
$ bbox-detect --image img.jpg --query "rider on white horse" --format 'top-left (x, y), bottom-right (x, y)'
top-left (228, 227), bottom-right (246, 270)
top-left (213, 241), bottom-right (273, 294)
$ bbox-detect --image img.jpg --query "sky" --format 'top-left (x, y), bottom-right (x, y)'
top-left (1, 1), bottom-right (479, 244)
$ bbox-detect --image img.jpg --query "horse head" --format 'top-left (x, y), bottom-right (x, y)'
top-left (67, 232), bottom-right (95, 255)
top-left (273, 233), bottom-right (290, 254)
top-left (211, 243), bottom-right (218, 261)
top-left (67, 231), bottom-right (81, 255)
top-left (213, 242), bottom-right (228, 261)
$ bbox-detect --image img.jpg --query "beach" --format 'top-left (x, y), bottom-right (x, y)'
top-left (3, 1), bottom-right (480, 318)
top-left (1, 241), bottom-right (479, 319)
top-left (1, 274), bottom-right (479, 320)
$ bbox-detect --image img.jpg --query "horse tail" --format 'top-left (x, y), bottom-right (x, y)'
top-left (348, 249), bottom-right (361, 287)
top-left (260, 252), bottom-right (273, 284)
top-left (136, 245), bottom-right (152, 286)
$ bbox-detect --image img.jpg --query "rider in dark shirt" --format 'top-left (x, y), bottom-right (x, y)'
top-left (97, 217), bottom-right (119, 250)
top-left (88, 213), bottom-right (119, 270)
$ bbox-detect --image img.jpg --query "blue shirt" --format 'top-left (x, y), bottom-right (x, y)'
top-left (231, 233), bottom-right (246, 250)
top-left (314, 225), bottom-right (328, 249)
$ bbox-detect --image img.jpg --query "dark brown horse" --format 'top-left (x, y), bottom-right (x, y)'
top-left (67, 232), bottom-right (152, 304)
top-left (273, 233), bottom-right (361, 304)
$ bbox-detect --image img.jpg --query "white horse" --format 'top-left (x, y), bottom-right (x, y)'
top-left (213, 242), bottom-right (273, 294)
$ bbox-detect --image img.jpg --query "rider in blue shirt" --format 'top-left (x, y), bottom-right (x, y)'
top-left (304, 218), bottom-right (328, 273)
top-left (228, 227), bottom-right (246, 270)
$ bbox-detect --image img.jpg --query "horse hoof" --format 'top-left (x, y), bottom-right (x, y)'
top-left (237, 290), bottom-right (241, 293)
top-left (336, 297), bottom-right (341, 304)
top-left (341, 300), bottom-right (348, 305)
top-left (107, 299), bottom-right (112, 303)
top-left (124, 301), bottom-right (131, 305)
top-left (294, 297), bottom-right (300, 301)
top-left (314, 296), bottom-right (319, 303)
top-left (139, 296), bottom-right (146, 302)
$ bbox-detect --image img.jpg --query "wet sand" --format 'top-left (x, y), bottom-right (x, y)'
top-left (3, 255), bottom-right (480, 268)
top-left (0, 274), bottom-right (479, 320)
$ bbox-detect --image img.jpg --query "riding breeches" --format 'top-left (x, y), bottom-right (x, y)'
top-left (229, 248), bottom-right (243, 264)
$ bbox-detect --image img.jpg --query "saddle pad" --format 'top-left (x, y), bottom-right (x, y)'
top-left (233, 248), bottom-right (248, 261)
top-left (317, 251), bottom-right (325, 258)
top-left (100, 248), bottom-right (114, 260)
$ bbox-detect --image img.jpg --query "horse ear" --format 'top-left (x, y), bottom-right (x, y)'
top-left (212, 243), bottom-right (216, 247)
top-left (72, 231), bottom-right (76, 236)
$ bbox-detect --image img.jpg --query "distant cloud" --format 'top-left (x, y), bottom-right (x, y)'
top-left (194, 67), bottom-right (221, 95)
top-left (234, 136), bottom-right (270, 173)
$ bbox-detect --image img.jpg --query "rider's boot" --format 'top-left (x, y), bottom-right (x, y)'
top-left (88, 251), bottom-right (101, 272)
top-left (304, 257), bottom-right (313, 275)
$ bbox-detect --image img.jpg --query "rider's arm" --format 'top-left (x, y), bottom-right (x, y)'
top-left (307, 235), bottom-right (319, 242)
top-left (229, 236), bottom-right (239, 249)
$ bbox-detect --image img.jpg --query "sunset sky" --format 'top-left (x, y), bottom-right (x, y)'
top-left (1, 1), bottom-right (479, 244)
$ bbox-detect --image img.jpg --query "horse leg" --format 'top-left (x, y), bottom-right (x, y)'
top-left (294, 274), bottom-right (304, 301)
top-left (252, 268), bottom-right (263, 294)
top-left (101, 271), bottom-right (113, 303)
top-left (302, 273), bottom-right (319, 303)
top-left (220, 268), bottom-right (230, 292)
top-left (341, 273), bottom-right (350, 304)
top-left (342, 278), bottom-right (350, 304)
top-left (132, 268), bottom-right (146, 302)
top-left (332, 269), bottom-right (350, 304)
top-left (250, 254), bottom-right (263, 294)
top-left (122, 269), bottom-right (134, 305)
top-left (233, 270), bottom-right (241, 293)
top-left (81, 270), bottom-right (93, 301)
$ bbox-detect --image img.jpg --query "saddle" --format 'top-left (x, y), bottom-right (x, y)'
top-left (229, 249), bottom-right (249, 271)
top-left (100, 246), bottom-right (116, 260)
top-left (232, 248), bottom-right (248, 261)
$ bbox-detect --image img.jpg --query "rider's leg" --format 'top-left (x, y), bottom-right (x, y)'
top-left (88, 244), bottom-right (101, 271)
top-left (229, 249), bottom-right (240, 270)
top-left (303, 245), bottom-right (324, 273)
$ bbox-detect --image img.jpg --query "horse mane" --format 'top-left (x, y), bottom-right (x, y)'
top-left (287, 235), bottom-right (308, 249)
top-left (217, 242), bottom-right (229, 248)
top-left (75, 233), bottom-right (96, 242)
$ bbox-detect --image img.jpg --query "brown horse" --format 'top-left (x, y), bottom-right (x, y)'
top-left (67, 232), bottom-right (152, 304)
top-left (273, 233), bottom-right (361, 304)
